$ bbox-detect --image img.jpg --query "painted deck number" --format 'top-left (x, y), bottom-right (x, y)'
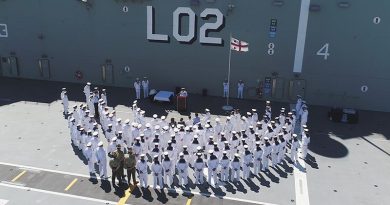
top-left (316, 43), bottom-right (330, 60)
top-left (0, 24), bottom-right (8, 37)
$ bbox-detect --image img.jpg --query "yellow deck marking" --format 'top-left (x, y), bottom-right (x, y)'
top-left (117, 185), bottom-right (135, 205)
top-left (186, 196), bottom-right (193, 205)
top-left (64, 178), bottom-right (78, 191)
top-left (11, 170), bottom-right (26, 182)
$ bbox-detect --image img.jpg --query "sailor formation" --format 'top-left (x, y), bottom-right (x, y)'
top-left (60, 83), bottom-right (310, 189)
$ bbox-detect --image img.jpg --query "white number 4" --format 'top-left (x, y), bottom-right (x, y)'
top-left (316, 43), bottom-right (330, 60)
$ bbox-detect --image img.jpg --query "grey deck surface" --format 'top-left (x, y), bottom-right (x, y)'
top-left (0, 77), bottom-right (389, 205)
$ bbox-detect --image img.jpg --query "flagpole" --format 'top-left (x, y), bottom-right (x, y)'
top-left (222, 33), bottom-right (234, 112)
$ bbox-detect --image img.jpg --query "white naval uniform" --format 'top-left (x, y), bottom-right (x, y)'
top-left (95, 147), bottom-right (107, 178)
top-left (301, 133), bottom-right (310, 159)
top-left (83, 85), bottom-right (90, 103)
top-left (194, 157), bottom-right (205, 184)
top-left (223, 82), bottom-right (229, 97)
top-left (62, 95), bottom-right (69, 114)
top-left (151, 161), bottom-right (163, 189)
top-left (242, 150), bottom-right (252, 179)
top-left (84, 147), bottom-right (95, 173)
top-left (253, 147), bottom-right (263, 175)
top-left (134, 81), bottom-right (141, 100)
top-left (231, 158), bottom-right (241, 181)
top-left (136, 159), bottom-right (148, 188)
top-left (237, 82), bottom-right (244, 99)
top-left (177, 158), bottom-right (188, 186)
top-left (291, 140), bottom-right (299, 163)
top-left (220, 155), bottom-right (230, 182)
top-left (207, 155), bottom-right (219, 186)
top-left (142, 80), bottom-right (149, 98)
top-left (162, 158), bottom-right (173, 186)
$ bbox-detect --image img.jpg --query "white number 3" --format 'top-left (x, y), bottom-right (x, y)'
top-left (316, 43), bottom-right (330, 60)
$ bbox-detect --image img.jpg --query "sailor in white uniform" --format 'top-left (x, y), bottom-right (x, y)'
top-left (142, 77), bottom-right (149, 98)
top-left (134, 78), bottom-right (141, 100)
top-left (223, 79), bottom-right (229, 98)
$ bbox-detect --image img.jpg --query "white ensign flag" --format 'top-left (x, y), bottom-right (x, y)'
top-left (230, 37), bottom-right (249, 52)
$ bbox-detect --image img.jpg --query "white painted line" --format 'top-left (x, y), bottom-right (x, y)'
top-left (0, 162), bottom-right (92, 179)
top-left (0, 199), bottom-right (9, 205)
top-left (0, 162), bottom-right (279, 205)
top-left (0, 182), bottom-right (129, 205)
top-left (293, 148), bottom-right (310, 205)
top-left (293, 0), bottom-right (311, 73)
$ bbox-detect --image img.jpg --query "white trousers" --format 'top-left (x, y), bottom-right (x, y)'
top-left (253, 160), bottom-right (261, 175)
top-left (139, 173), bottom-right (148, 188)
top-left (208, 168), bottom-right (217, 185)
top-left (231, 169), bottom-right (240, 181)
top-left (164, 170), bottom-right (173, 186)
top-left (135, 89), bottom-right (141, 99)
top-left (195, 169), bottom-right (204, 184)
top-left (242, 163), bottom-right (250, 179)
top-left (143, 87), bottom-right (149, 98)
top-left (178, 170), bottom-right (188, 186)
top-left (98, 161), bottom-right (107, 178)
top-left (221, 167), bottom-right (229, 181)
top-left (223, 89), bottom-right (229, 97)
top-left (237, 88), bottom-right (243, 99)
top-left (153, 173), bottom-right (163, 189)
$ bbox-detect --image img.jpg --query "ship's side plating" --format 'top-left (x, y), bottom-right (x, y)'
top-left (0, 0), bottom-right (389, 112)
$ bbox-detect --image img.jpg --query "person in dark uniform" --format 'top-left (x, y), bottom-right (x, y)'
top-left (109, 152), bottom-right (121, 187)
top-left (92, 90), bottom-right (100, 118)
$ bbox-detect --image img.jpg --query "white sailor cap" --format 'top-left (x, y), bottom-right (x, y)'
top-left (183, 145), bottom-right (188, 149)
top-left (77, 123), bottom-right (82, 127)
top-left (137, 124), bottom-right (142, 129)
top-left (79, 127), bottom-right (85, 131)
top-left (196, 153), bottom-right (202, 157)
top-left (196, 146), bottom-right (202, 151)
top-left (208, 150), bottom-right (214, 154)
top-left (125, 119), bottom-right (130, 124)
top-left (154, 143), bottom-right (159, 146)
top-left (70, 118), bottom-right (75, 122)
top-left (193, 135), bottom-right (198, 139)
top-left (98, 141), bottom-right (103, 146)
top-left (135, 108), bottom-right (140, 112)
top-left (98, 99), bottom-right (104, 102)
top-left (255, 132), bottom-right (259, 135)
top-left (145, 123), bottom-right (151, 128)
top-left (161, 116), bottom-right (166, 120)
top-left (153, 114), bottom-right (158, 118)
top-left (73, 105), bottom-right (77, 108)
top-left (278, 133), bottom-right (283, 136)
top-left (266, 100), bottom-right (271, 104)
top-left (167, 140), bottom-right (172, 144)
top-left (222, 151), bottom-right (227, 155)
top-left (140, 154), bottom-right (145, 158)
top-left (247, 112), bottom-right (252, 116)
top-left (86, 129), bottom-right (92, 134)
top-left (205, 124), bottom-right (210, 128)
top-left (292, 134), bottom-right (298, 137)
top-left (133, 100), bottom-right (137, 104)
top-left (234, 153), bottom-right (240, 157)
top-left (264, 137), bottom-right (269, 140)
top-left (163, 152), bottom-right (169, 156)
top-left (226, 117), bottom-right (231, 120)
top-left (220, 132), bottom-right (225, 135)
top-left (93, 132), bottom-right (99, 136)
top-left (174, 128), bottom-right (179, 133)
top-left (252, 109), bottom-right (257, 112)
top-left (86, 142), bottom-right (92, 147)
top-left (117, 118), bottom-right (122, 122)
top-left (224, 141), bottom-right (229, 144)
top-left (153, 155), bottom-right (159, 159)
top-left (112, 110), bottom-right (116, 114)
top-left (112, 137), bottom-right (117, 141)
top-left (140, 110), bottom-right (145, 115)
top-left (241, 116), bottom-right (247, 120)
top-left (85, 110), bottom-right (90, 113)
top-left (108, 123), bottom-right (113, 127)
top-left (163, 126), bottom-right (169, 130)
top-left (87, 82), bottom-right (91, 85)
top-left (270, 121), bottom-right (275, 124)
top-left (244, 145), bottom-right (249, 149)
top-left (255, 142), bottom-right (261, 145)
top-left (232, 131), bottom-right (237, 134)
top-left (205, 108), bottom-right (210, 112)
top-left (215, 118), bottom-right (220, 122)
top-left (118, 131), bottom-right (123, 134)
top-left (304, 129), bottom-right (309, 132)
top-left (209, 136), bottom-right (214, 139)
top-left (179, 152), bottom-right (184, 157)
top-left (288, 112), bottom-right (293, 115)
top-left (155, 125), bottom-right (161, 130)
top-left (249, 126), bottom-right (254, 129)
top-left (184, 126), bottom-right (190, 131)
top-left (108, 114), bottom-right (113, 118)
top-left (302, 125), bottom-right (308, 128)
top-left (170, 134), bottom-right (175, 138)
